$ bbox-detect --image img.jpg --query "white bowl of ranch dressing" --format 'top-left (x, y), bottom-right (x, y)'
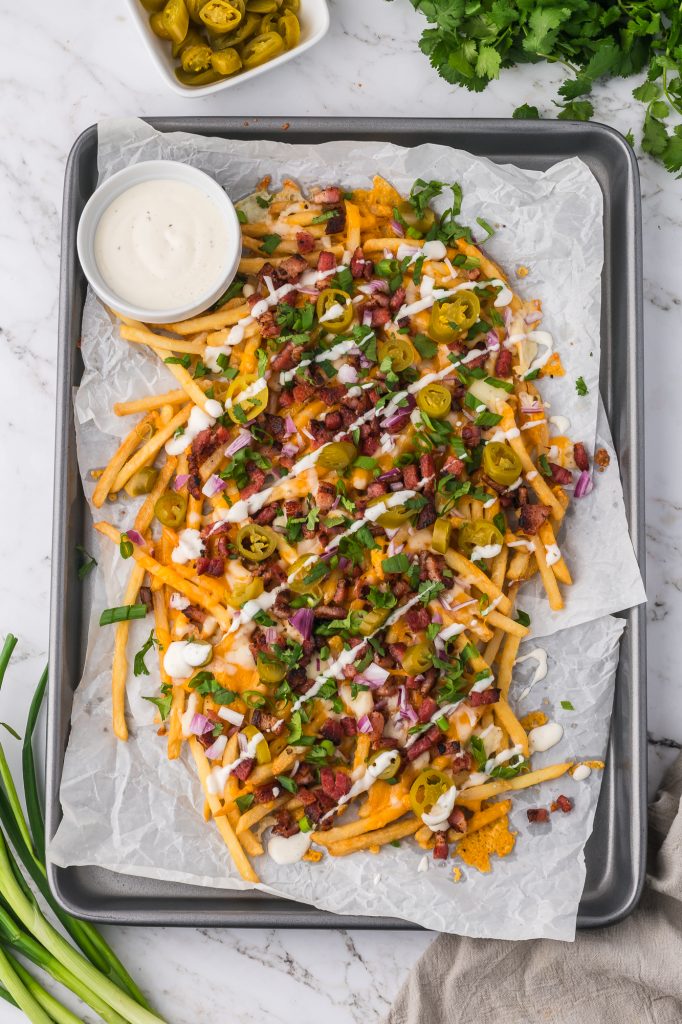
top-left (77, 160), bottom-right (242, 324)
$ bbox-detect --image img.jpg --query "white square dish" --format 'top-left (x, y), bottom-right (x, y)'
top-left (123, 0), bottom-right (330, 96)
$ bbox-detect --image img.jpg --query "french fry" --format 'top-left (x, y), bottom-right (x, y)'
top-left (532, 536), bottom-right (564, 611)
top-left (449, 800), bottom-right (512, 842)
top-left (134, 456), bottom-right (177, 534)
top-left (326, 817), bottom-right (420, 857)
top-left (494, 698), bottom-right (529, 757)
top-left (236, 795), bottom-right (289, 835)
top-left (111, 563), bottom-right (146, 741)
top-left (189, 738), bottom-right (259, 883)
top-left (119, 324), bottom-right (206, 354)
top-left (539, 522), bottom-right (572, 585)
top-left (161, 304), bottom-right (251, 336)
top-left (313, 799), bottom-right (410, 846)
top-left (114, 388), bottom-right (203, 416)
top-left (456, 762), bottom-right (573, 802)
top-left (92, 413), bottom-right (156, 508)
top-left (111, 405), bottom-right (191, 493)
top-left (497, 633), bottom-right (522, 699)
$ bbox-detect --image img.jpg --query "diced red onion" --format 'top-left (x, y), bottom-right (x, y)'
top-left (362, 309), bottom-right (373, 326)
top-left (389, 219), bottom-right (405, 237)
top-left (574, 471), bottom-right (593, 498)
top-left (189, 713), bottom-right (213, 737)
top-left (431, 611), bottom-right (442, 624)
top-left (383, 393), bottom-right (416, 430)
top-left (365, 279), bottom-right (390, 295)
top-left (398, 686), bottom-right (418, 723)
top-left (283, 415), bottom-right (296, 437)
top-left (205, 734), bottom-right (227, 761)
top-left (225, 429), bottom-right (252, 457)
top-left (378, 469), bottom-right (402, 484)
top-left (439, 595), bottom-right (453, 611)
top-left (289, 608), bottom-right (314, 641)
top-left (357, 714), bottom-right (374, 734)
top-left (202, 474), bottom-right (227, 498)
top-left (126, 529), bottom-right (145, 546)
top-left (337, 364), bottom-right (358, 385)
top-left (359, 354), bottom-right (372, 369)
top-left (389, 481), bottom-right (403, 492)
top-left (296, 286), bottom-right (319, 297)
top-left (280, 443), bottom-right (299, 459)
top-left (265, 626), bottom-right (279, 644)
top-left (172, 473), bottom-right (190, 492)
top-left (363, 662), bottom-right (389, 686)
top-left (486, 331), bottom-right (500, 352)
top-left (218, 706), bottom-right (244, 728)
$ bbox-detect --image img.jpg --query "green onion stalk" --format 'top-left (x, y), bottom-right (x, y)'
top-left (0, 634), bottom-right (167, 1024)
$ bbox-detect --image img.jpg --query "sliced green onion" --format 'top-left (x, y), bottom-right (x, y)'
top-left (99, 605), bottom-right (147, 627)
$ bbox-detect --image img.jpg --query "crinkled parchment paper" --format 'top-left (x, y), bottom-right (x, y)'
top-left (49, 119), bottom-right (645, 940)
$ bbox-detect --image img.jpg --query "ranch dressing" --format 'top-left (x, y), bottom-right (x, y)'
top-left (268, 831), bottom-right (312, 865)
top-left (94, 179), bottom-right (230, 311)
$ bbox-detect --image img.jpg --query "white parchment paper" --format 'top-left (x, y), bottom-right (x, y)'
top-left (49, 118), bottom-right (645, 939)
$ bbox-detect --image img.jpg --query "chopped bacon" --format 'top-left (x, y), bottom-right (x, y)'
top-left (232, 758), bottom-right (254, 782)
top-left (138, 586), bottom-right (153, 612)
top-left (495, 348), bottom-right (513, 377)
top-left (388, 642), bottom-right (407, 664)
top-left (573, 442), bottom-right (589, 472)
top-left (549, 462), bottom-right (573, 485)
top-left (442, 454), bottom-right (465, 478)
top-left (433, 834), bottom-right (449, 860)
top-left (239, 465), bottom-right (266, 499)
top-left (552, 794), bottom-right (573, 814)
top-left (368, 711), bottom-right (386, 749)
top-left (253, 504), bottom-right (278, 526)
top-left (196, 557), bottom-right (224, 578)
top-left (256, 310), bottom-right (280, 339)
top-left (518, 503), bottom-right (552, 535)
top-left (292, 380), bottom-right (315, 404)
top-left (320, 767), bottom-right (352, 802)
top-left (451, 750), bottom-right (473, 773)
top-left (320, 719), bottom-right (344, 745)
top-left (350, 246), bottom-right (373, 279)
top-left (271, 254), bottom-right (308, 286)
top-left (389, 287), bottom-right (406, 314)
top-left (312, 187), bottom-right (342, 206)
top-left (316, 481), bottom-right (336, 513)
top-left (340, 716), bottom-right (357, 736)
top-left (296, 230), bottom-right (316, 254)
top-left (417, 697), bottom-right (438, 724)
top-left (183, 604), bottom-right (207, 626)
top-left (188, 425), bottom-right (230, 496)
top-left (271, 341), bottom-right (302, 373)
top-left (406, 606), bottom-right (430, 632)
top-left (369, 306), bottom-right (391, 328)
top-left (314, 604), bottom-right (346, 620)
top-left (419, 453), bottom-right (436, 497)
top-left (251, 710), bottom-right (286, 736)
top-left (366, 480), bottom-right (388, 499)
top-left (407, 725), bottom-right (440, 761)
top-left (461, 424), bottom-right (481, 448)
top-left (448, 806), bottom-right (467, 834)
top-left (316, 250), bottom-right (336, 274)
top-left (272, 809), bottom-right (300, 838)
top-left (324, 410), bottom-right (343, 431)
top-left (469, 687), bottom-right (500, 707)
top-left (401, 463), bottom-right (420, 490)
top-left (261, 413), bottom-right (285, 438)
top-left (417, 500), bottom-right (437, 530)
top-left (326, 207), bottom-right (346, 234)
top-left (298, 787), bottom-right (336, 825)
top-left (527, 808), bottom-right (549, 823)
top-left (253, 782), bottom-right (281, 804)
top-left (293, 763), bottom-right (316, 787)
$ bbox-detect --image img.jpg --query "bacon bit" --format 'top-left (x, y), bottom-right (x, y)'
top-left (253, 782), bottom-right (279, 804)
top-left (316, 250), bottom-right (336, 274)
top-left (442, 454), bottom-right (465, 478)
top-left (455, 814), bottom-right (516, 872)
top-left (296, 230), bottom-right (316, 254)
top-left (548, 462), bottom-right (573, 486)
top-left (406, 606), bottom-right (430, 632)
top-left (401, 463), bottom-right (420, 490)
top-left (461, 424), bottom-right (481, 448)
top-left (312, 187), bottom-right (342, 206)
top-left (527, 808), bottom-right (549, 823)
top-left (407, 725), bottom-right (440, 761)
top-left (417, 697), bottom-right (438, 724)
top-left (271, 341), bottom-right (302, 373)
top-left (389, 287), bottom-right (406, 314)
top-left (573, 442), bottom-right (589, 472)
top-left (316, 481), bottom-right (336, 513)
top-left (239, 465), bottom-right (266, 499)
top-left (419, 452), bottom-right (436, 497)
top-left (469, 687), bottom-right (500, 707)
top-left (495, 348), bottom-right (513, 377)
top-left (251, 710), bottom-right (286, 736)
top-left (138, 586), bottom-right (153, 611)
top-left (594, 448), bottom-right (610, 472)
top-left (256, 310), bottom-right (280, 339)
top-left (433, 834), bottom-right (449, 860)
top-left (188, 425), bottom-right (230, 496)
top-left (551, 794), bottom-right (573, 814)
top-left (326, 207), bottom-right (346, 234)
top-left (518, 503), bottom-right (552, 535)
top-left (350, 246), bottom-right (373, 280)
top-left (320, 719), bottom-right (344, 745)
top-left (196, 557), bottom-right (224, 578)
top-left (272, 809), bottom-right (299, 838)
top-left (320, 767), bottom-right (351, 801)
top-left (232, 757), bottom-right (254, 781)
top-left (340, 716), bottom-right (357, 736)
top-left (448, 806), bottom-right (467, 834)
top-left (183, 604), bottom-right (207, 626)
top-left (417, 500), bottom-right (437, 530)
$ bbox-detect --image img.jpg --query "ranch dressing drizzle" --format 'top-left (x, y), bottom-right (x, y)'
top-left (516, 647), bottom-right (549, 700)
top-left (395, 276), bottom-right (513, 322)
top-left (94, 179), bottom-right (231, 311)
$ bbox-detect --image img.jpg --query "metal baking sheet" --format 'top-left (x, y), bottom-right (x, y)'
top-left (47, 117), bottom-right (645, 929)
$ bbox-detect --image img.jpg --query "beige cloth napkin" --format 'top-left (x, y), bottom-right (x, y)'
top-left (386, 754), bottom-right (682, 1024)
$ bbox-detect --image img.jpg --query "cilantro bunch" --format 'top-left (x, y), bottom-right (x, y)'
top-left (403, 0), bottom-right (682, 175)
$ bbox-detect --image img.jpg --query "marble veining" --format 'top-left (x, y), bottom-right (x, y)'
top-left (0, 0), bottom-right (678, 1018)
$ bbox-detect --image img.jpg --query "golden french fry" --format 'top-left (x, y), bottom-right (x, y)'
top-left (326, 817), bottom-right (420, 857)
top-left (111, 563), bottom-right (146, 741)
top-left (457, 762), bottom-right (573, 802)
top-left (92, 413), bottom-right (156, 508)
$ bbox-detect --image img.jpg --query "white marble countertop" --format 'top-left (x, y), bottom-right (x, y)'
top-left (0, 0), bottom-right (679, 1019)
